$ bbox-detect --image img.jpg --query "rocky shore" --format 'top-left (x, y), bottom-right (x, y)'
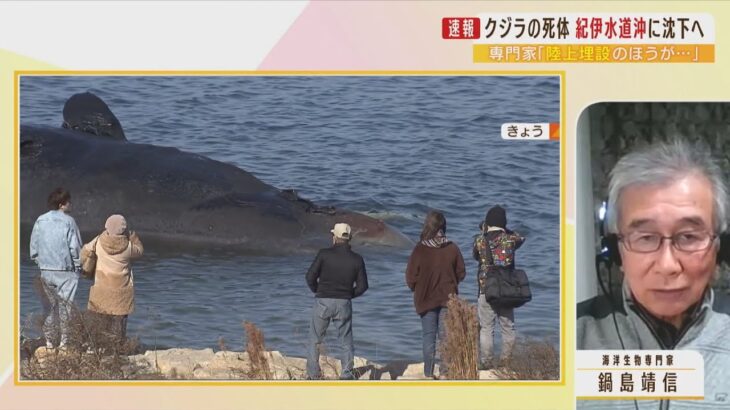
top-left (32, 346), bottom-right (501, 381)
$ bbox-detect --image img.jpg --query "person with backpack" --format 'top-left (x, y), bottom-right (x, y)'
top-left (473, 205), bottom-right (525, 369)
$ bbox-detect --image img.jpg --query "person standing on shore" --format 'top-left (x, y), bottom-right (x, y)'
top-left (305, 222), bottom-right (369, 380)
top-left (81, 214), bottom-right (144, 346)
top-left (406, 210), bottom-right (466, 379)
top-left (29, 188), bottom-right (83, 350)
top-left (473, 205), bottom-right (525, 369)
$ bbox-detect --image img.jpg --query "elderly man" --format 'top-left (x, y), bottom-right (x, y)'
top-left (305, 222), bottom-right (369, 380)
top-left (577, 139), bottom-right (730, 408)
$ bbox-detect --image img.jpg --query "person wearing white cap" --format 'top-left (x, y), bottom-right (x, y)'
top-left (305, 222), bottom-right (369, 380)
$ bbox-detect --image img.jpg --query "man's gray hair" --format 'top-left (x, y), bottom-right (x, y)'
top-left (606, 138), bottom-right (728, 234)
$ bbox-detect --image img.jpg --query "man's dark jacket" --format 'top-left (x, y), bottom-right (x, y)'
top-left (305, 242), bottom-right (368, 299)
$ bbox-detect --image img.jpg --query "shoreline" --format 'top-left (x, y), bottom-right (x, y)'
top-left (28, 346), bottom-right (502, 381)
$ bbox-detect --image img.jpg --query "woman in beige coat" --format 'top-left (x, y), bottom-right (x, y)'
top-left (81, 214), bottom-right (143, 342)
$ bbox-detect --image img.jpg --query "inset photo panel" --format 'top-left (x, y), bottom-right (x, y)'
top-left (18, 74), bottom-right (561, 383)
top-left (576, 102), bottom-right (730, 407)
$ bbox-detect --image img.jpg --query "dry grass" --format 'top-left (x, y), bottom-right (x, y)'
top-left (440, 294), bottom-right (479, 380)
top-left (494, 338), bottom-right (559, 380)
top-left (439, 295), bottom-right (558, 381)
top-left (22, 277), bottom-right (312, 381)
top-left (20, 275), bottom-right (160, 380)
top-left (20, 308), bottom-right (158, 380)
top-left (23, 349), bottom-right (130, 380)
top-left (243, 321), bottom-right (272, 379)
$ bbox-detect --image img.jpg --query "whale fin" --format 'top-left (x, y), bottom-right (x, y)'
top-left (61, 92), bottom-right (127, 141)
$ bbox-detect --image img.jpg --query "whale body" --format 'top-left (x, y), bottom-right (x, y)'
top-left (20, 92), bottom-right (413, 253)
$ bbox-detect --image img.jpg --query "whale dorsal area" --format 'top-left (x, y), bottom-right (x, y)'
top-left (61, 92), bottom-right (127, 141)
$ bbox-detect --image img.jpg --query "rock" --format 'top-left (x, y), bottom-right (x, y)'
top-left (214, 350), bottom-right (248, 362)
top-left (127, 353), bottom-right (153, 369)
top-left (33, 347), bottom-right (55, 363)
top-left (267, 350), bottom-right (298, 380)
top-left (144, 348), bottom-right (215, 378)
top-left (122, 349), bottom-right (485, 381)
top-left (193, 351), bottom-right (249, 379)
top-left (479, 369), bottom-right (500, 380)
top-left (32, 346), bottom-right (79, 363)
top-left (279, 355), bottom-right (307, 380)
top-left (122, 354), bottom-right (160, 377)
top-left (271, 353), bottom-right (377, 380)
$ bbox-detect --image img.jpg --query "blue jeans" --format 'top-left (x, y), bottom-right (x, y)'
top-left (40, 270), bottom-right (79, 346)
top-left (307, 298), bottom-right (354, 379)
top-left (421, 306), bottom-right (448, 377)
top-left (478, 295), bottom-right (515, 366)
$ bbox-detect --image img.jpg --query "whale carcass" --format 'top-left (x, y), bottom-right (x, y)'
top-left (20, 92), bottom-right (413, 253)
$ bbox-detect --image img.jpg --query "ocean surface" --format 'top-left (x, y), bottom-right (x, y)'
top-left (19, 76), bottom-right (560, 365)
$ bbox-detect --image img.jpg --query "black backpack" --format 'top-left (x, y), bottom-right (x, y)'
top-left (482, 266), bottom-right (532, 308)
top-left (476, 233), bottom-right (532, 308)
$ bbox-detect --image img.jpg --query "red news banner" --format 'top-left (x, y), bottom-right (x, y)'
top-left (442, 14), bottom-right (714, 63)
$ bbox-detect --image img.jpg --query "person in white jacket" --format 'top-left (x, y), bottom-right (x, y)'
top-left (29, 188), bottom-right (83, 349)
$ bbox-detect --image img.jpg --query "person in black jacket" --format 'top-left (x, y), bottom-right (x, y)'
top-left (305, 222), bottom-right (369, 380)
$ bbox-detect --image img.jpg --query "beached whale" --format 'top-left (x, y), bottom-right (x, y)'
top-left (20, 92), bottom-right (413, 253)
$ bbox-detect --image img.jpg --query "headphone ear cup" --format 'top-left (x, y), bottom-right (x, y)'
top-left (602, 234), bottom-right (622, 267)
top-left (718, 232), bottom-right (730, 266)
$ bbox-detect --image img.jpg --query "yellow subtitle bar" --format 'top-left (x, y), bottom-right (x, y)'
top-left (473, 44), bottom-right (714, 63)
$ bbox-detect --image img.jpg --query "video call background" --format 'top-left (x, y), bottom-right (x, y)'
top-left (583, 102), bottom-right (730, 308)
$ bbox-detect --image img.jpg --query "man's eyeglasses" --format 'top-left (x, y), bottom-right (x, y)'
top-left (618, 231), bottom-right (717, 253)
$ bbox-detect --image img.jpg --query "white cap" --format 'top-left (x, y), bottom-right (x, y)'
top-left (330, 223), bottom-right (352, 240)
